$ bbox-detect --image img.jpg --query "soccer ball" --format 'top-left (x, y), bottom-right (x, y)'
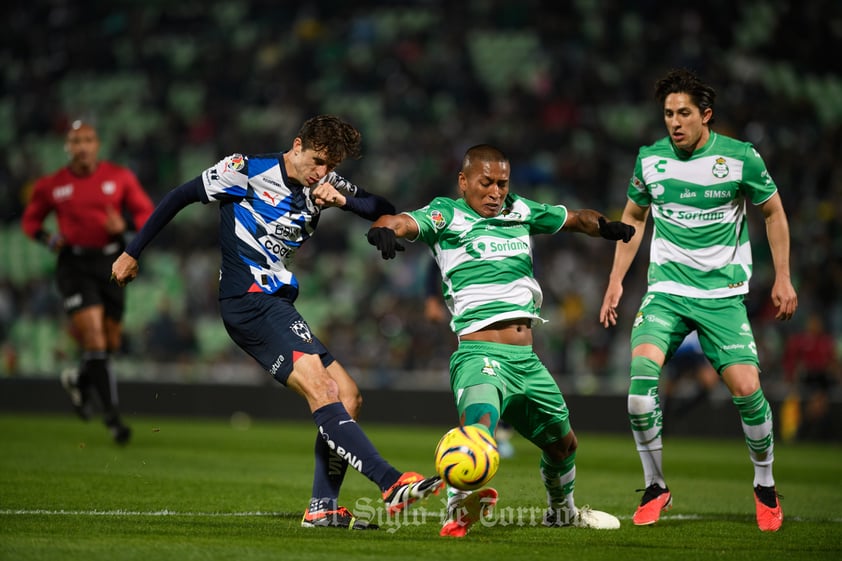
top-left (434, 425), bottom-right (500, 491)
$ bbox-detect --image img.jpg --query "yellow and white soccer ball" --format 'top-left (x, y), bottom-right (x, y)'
top-left (434, 425), bottom-right (500, 491)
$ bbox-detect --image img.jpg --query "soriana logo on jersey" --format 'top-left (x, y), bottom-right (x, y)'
top-left (465, 236), bottom-right (529, 259)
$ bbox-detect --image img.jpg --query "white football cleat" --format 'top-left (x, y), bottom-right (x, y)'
top-left (573, 506), bottom-right (621, 530)
top-left (544, 504), bottom-right (620, 529)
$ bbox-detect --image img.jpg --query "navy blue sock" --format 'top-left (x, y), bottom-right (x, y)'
top-left (309, 434), bottom-right (349, 512)
top-left (312, 402), bottom-right (401, 492)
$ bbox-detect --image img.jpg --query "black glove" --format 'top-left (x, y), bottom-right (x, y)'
top-left (367, 227), bottom-right (405, 259)
top-left (598, 217), bottom-right (635, 243)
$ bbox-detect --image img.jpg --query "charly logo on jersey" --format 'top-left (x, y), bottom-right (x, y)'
top-left (428, 209), bottom-right (446, 230)
top-left (101, 181), bottom-right (116, 195)
top-left (481, 357), bottom-right (499, 377)
top-left (760, 169), bottom-right (773, 186)
top-left (290, 320), bottom-right (313, 343)
top-left (465, 236), bottom-right (528, 259)
top-left (711, 157), bottom-right (729, 179)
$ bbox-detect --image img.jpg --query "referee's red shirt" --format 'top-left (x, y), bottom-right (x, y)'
top-left (22, 162), bottom-right (154, 248)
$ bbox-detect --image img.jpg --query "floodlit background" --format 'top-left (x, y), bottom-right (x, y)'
top-left (1, 1), bottom-right (839, 413)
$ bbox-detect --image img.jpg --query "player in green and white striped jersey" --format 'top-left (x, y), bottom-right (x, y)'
top-left (368, 144), bottom-right (635, 536)
top-left (599, 69), bottom-right (798, 532)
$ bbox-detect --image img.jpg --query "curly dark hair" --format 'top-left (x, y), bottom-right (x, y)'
top-left (655, 68), bottom-right (717, 126)
top-left (296, 115), bottom-right (362, 168)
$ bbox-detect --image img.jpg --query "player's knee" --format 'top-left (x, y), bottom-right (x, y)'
top-left (290, 355), bottom-right (341, 403)
top-left (730, 382), bottom-right (761, 398)
top-left (721, 364), bottom-right (761, 397)
top-left (543, 430), bottom-right (577, 462)
top-left (565, 431), bottom-right (578, 456)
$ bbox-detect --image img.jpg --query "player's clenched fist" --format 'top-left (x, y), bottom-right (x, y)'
top-left (111, 252), bottom-right (139, 287)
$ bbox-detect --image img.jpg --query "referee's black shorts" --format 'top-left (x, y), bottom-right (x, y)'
top-left (56, 242), bottom-right (124, 320)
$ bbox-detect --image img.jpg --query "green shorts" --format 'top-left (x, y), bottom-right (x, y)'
top-left (630, 292), bottom-right (759, 373)
top-left (449, 340), bottom-right (570, 448)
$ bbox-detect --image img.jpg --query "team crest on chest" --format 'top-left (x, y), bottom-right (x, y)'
top-left (101, 181), bottom-right (116, 195)
top-left (712, 157), bottom-right (729, 179)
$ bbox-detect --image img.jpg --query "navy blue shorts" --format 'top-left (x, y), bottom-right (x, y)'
top-left (219, 292), bottom-right (335, 385)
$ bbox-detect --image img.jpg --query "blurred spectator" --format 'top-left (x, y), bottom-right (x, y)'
top-left (782, 312), bottom-right (839, 441)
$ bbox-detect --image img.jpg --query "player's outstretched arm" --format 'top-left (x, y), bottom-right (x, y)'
top-left (563, 209), bottom-right (636, 242)
top-left (367, 214), bottom-right (419, 259)
top-left (599, 200), bottom-right (649, 328)
top-left (110, 178), bottom-right (204, 285)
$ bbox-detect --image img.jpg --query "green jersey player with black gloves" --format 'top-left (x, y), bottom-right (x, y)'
top-left (367, 144), bottom-right (635, 537)
top-left (599, 68), bottom-right (798, 532)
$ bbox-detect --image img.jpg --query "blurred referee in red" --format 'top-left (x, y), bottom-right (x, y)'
top-left (22, 120), bottom-right (154, 444)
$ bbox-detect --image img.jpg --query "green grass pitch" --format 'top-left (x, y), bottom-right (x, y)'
top-left (0, 413), bottom-right (839, 560)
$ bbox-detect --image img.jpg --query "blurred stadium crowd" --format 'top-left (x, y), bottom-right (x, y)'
top-left (1, 0), bottom-right (840, 397)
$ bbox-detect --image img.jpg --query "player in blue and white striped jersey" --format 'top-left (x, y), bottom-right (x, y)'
top-left (112, 115), bottom-right (442, 529)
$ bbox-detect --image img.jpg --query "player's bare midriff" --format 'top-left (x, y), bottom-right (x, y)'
top-left (459, 318), bottom-right (533, 346)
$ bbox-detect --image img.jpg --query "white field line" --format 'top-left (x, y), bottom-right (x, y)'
top-left (1, 510), bottom-right (838, 524)
top-left (0, 509), bottom-right (288, 517)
